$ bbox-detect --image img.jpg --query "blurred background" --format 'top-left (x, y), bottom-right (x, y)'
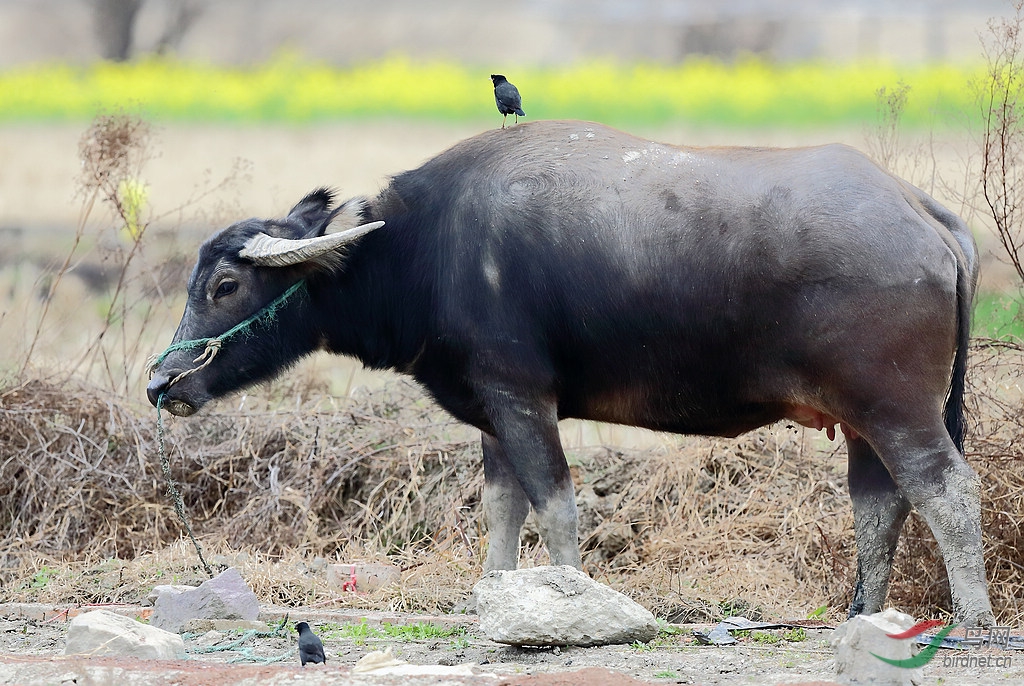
top-left (0, 0), bottom-right (1008, 66)
top-left (0, 0), bottom-right (1020, 403)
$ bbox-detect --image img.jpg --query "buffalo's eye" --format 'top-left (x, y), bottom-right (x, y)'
top-left (213, 279), bottom-right (238, 299)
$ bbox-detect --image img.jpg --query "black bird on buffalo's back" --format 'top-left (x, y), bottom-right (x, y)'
top-left (490, 74), bottom-right (525, 128)
top-left (296, 621), bottom-right (325, 666)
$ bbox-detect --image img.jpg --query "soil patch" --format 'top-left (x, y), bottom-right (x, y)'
top-left (1, 602), bottom-right (841, 685)
top-left (3, 603), bottom-right (1023, 684)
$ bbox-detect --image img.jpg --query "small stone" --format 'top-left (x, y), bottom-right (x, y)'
top-left (149, 567), bottom-right (259, 633)
top-left (473, 565), bottom-right (658, 647)
top-left (832, 608), bottom-right (923, 686)
top-left (353, 646), bottom-right (406, 673)
top-left (64, 609), bottom-right (185, 659)
top-left (143, 584), bottom-right (196, 607)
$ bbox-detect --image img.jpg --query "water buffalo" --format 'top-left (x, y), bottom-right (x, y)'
top-left (148, 120), bottom-right (993, 625)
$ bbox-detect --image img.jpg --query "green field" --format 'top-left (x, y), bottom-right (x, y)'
top-left (1, 55), bottom-right (985, 128)
top-left (974, 292), bottom-right (1024, 340)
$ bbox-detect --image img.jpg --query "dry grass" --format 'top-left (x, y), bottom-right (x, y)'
top-left (1, 351), bottom-right (1021, 626)
top-left (0, 376), bottom-right (486, 613)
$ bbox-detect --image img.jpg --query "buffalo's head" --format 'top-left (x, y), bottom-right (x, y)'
top-left (146, 188), bottom-right (382, 416)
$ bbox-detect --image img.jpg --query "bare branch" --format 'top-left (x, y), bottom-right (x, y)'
top-left (976, 1), bottom-right (1024, 286)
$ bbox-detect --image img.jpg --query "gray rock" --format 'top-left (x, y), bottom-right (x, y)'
top-left (64, 609), bottom-right (185, 659)
top-left (150, 567), bottom-right (260, 633)
top-left (309, 556), bottom-right (329, 573)
top-left (473, 565), bottom-right (659, 647)
top-left (142, 583), bottom-right (196, 607)
top-left (832, 608), bottom-right (923, 685)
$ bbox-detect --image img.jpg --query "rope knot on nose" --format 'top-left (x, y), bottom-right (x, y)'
top-left (146, 280), bottom-right (307, 390)
top-left (167, 338), bottom-right (222, 387)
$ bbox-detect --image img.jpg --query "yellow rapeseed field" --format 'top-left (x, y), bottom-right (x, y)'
top-left (0, 54), bottom-right (983, 127)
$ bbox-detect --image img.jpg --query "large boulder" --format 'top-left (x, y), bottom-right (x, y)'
top-left (473, 565), bottom-right (659, 647)
top-left (149, 567), bottom-right (259, 633)
top-left (64, 609), bottom-right (185, 659)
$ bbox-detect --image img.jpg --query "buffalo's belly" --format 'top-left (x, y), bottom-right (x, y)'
top-left (556, 381), bottom-right (787, 438)
top-left (549, 315), bottom-right (789, 436)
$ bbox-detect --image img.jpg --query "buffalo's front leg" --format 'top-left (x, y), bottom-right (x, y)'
top-left (479, 388), bottom-right (581, 569)
top-left (846, 436), bottom-right (911, 617)
top-left (481, 432), bottom-right (531, 571)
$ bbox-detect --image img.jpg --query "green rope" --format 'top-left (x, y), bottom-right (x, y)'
top-left (149, 280), bottom-right (307, 579)
top-left (185, 615), bottom-right (296, 663)
top-left (228, 648), bottom-right (297, 665)
top-left (148, 279), bottom-right (307, 370)
top-left (157, 392), bottom-right (215, 579)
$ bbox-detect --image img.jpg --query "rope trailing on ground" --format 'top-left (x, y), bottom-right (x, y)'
top-left (157, 393), bottom-right (215, 579)
top-left (185, 614), bottom-right (296, 664)
top-left (149, 280), bottom-right (308, 580)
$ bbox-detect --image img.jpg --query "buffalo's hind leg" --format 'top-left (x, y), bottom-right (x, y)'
top-left (846, 436), bottom-right (911, 618)
top-left (869, 423), bottom-right (995, 626)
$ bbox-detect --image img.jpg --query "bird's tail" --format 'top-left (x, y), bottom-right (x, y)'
top-left (515, 108), bottom-right (525, 116)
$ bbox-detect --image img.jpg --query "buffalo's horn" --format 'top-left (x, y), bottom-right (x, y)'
top-left (239, 221), bottom-right (384, 267)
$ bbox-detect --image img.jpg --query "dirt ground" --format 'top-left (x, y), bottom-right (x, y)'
top-left (0, 120), bottom-right (993, 232)
top-left (0, 601), bottom-right (834, 685)
top-left (2, 601), bottom-right (1024, 685)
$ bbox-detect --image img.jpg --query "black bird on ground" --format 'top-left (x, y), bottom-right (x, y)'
top-left (296, 621), bottom-right (326, 666)
top-left (490, 74), bottom-right (525, 128)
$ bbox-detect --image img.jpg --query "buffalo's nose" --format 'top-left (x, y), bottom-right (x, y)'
top-left (147, 373), bottom-right (171, 408)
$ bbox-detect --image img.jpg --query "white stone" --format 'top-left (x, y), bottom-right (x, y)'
top-left (353, 647), bottom-right (486, 677)
top-left (149, 567), bottom-right (259, 633)
top-left (832, 609), bottom-right (924, 686)
top-left (473, 565), bottom-right (659, 647)
top-left (64, 609), bottom-right (185, 659)
top-left (143, 584), bottom-right (195, 607)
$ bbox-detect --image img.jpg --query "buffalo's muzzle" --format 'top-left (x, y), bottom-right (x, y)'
top-left (147, 373), bottom-right (198, 416)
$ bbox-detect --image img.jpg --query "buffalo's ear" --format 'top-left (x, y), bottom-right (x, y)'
top-left (326, 196), bottom-right (370, 235)
top-left (287, 188), bottom-right (337, 236)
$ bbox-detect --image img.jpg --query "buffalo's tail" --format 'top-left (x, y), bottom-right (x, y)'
top-left (903, 182), bottom-right (977, 454)
top-left (945, 256), bottom-right (971, 454)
